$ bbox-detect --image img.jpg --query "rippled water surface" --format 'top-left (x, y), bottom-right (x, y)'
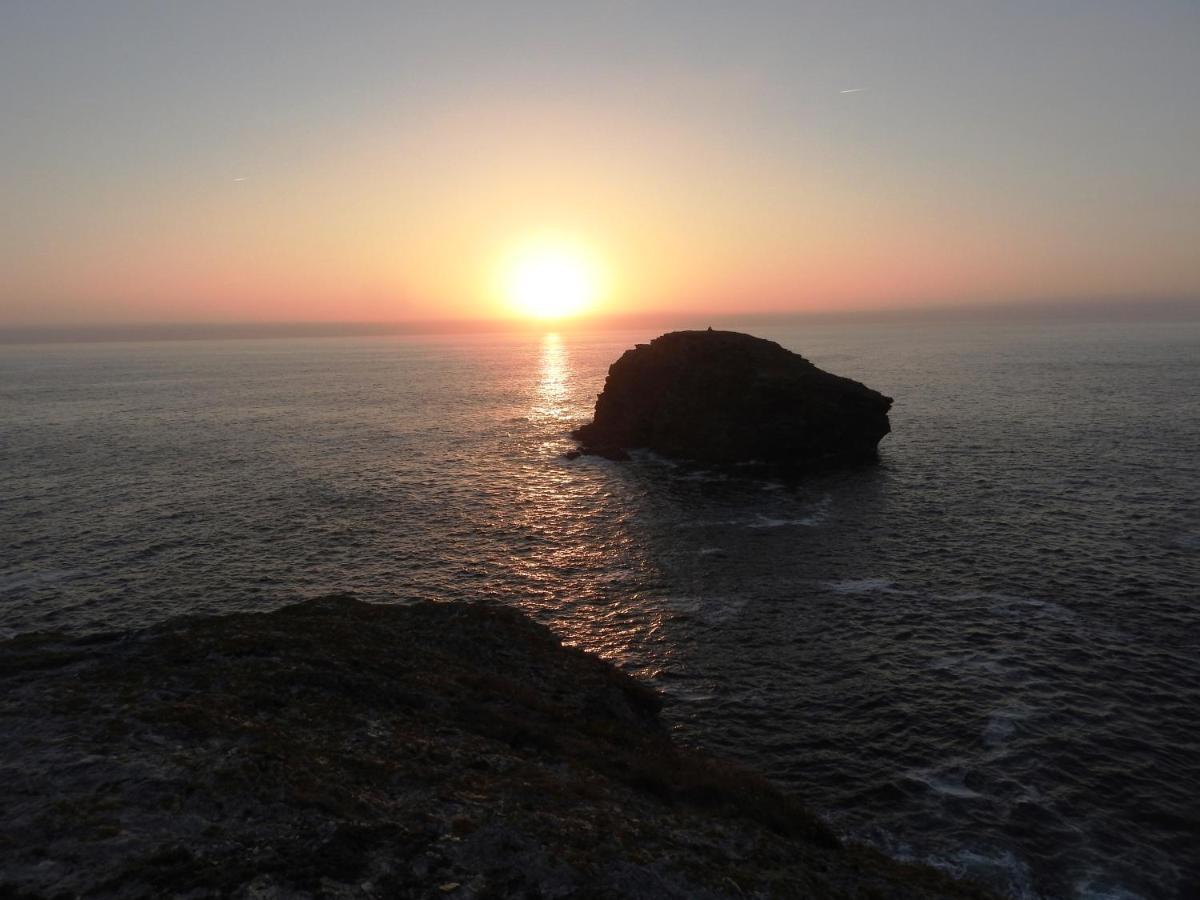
top-left (2, 322), bottom-right (1198, 899)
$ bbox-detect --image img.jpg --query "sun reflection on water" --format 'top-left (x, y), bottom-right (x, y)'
top-left (532, 332), bottom-right (569, 422)
top-left (498, 330), bottom-right (670, 669)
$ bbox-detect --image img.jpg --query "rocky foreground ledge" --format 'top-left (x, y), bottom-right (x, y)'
top-left (0, 597), bottom-right (989, 899)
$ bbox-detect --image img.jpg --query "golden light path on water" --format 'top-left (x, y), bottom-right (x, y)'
top-left (503, 330), bottom-right (675, 672)
top-left (532, 332), bottom-right (568, 424)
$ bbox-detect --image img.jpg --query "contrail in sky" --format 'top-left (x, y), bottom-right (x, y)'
top-left (839, 88), bottom-right (868, 94)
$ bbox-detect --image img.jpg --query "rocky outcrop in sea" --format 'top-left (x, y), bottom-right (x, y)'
top-left (0, 596), bottom-right (989, 899)
top-left (572, 330), bottom-right (892, 465)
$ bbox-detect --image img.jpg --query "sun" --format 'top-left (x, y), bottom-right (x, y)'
top-left (502, 239), bottom-right (603, 320)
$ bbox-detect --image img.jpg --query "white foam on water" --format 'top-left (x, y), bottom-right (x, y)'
top-left (1170, 532), bottom-right (1198, 550)
top-left (983, 715), bottom-right (1016, 747)
top-left (747, 514), bottom-right (821, 528)
top-left (994, 595), bottom-right (1077, 621)
top-left (948, 590), bottom-right (1077, 622)
top-left (663, 593), bottom-right (747, 625)
top-left (673, 470), bottom-right (729, 482)
top-left (907, 766), bottom-right (984, 800)
top-left (696, 547), bottom-right (725, 556)
top-left (0, 570), bottom-right (76, 592)
top-left (747, 493), bottom-right (832, 529)
top-left (852, 822), bottom-right (1147, 900)
top-left (823, 578), bottom-right (908, 595)
top-left (676, 494), bottom-right (831, 531)
top-left (929, 650), bottom-right (1020, 679)
top-left (1072, 876), bottom-right (1148, 900)
top-left (982, 704), bottom-right (1033, 749)
top-left (929, 847), bottom-right (1038, 900)
top-left (663, 679), bottom-right (720, 704)
top-left (853, 825), bottom-right (1045, 900)
top-left (628, 449), bottom-right (677, 467)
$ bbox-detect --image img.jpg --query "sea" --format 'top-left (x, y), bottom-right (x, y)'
top-left (2, 320), bottom-right (1197, 899)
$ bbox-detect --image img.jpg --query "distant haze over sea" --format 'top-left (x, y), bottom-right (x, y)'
top-left (2, 296), bottom-right (1197, 345)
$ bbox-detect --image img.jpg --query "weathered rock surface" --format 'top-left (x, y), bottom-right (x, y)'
top-left (0, 596), bottom-right (989, 899)
top-left (572, 330), bottom-right (893, 465)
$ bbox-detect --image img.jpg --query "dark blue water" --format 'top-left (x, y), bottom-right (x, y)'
top-left (2, 322), bottom-right (1197, 899)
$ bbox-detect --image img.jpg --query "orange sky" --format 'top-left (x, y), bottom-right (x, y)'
top-left (2, 4), bottom-right (1198, 326)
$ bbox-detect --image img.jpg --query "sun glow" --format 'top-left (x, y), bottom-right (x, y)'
top-left (502, 239), bottom-right (603, 320)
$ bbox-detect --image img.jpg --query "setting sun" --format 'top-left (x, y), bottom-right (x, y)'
top-left (502, 239), bottom-right (603, 320)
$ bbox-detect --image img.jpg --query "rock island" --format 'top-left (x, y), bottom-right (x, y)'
top-left (573, 330), bottom-right (893, 465)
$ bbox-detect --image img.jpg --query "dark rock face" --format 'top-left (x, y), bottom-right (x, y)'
top-left (573, 330), bottom-right (893, 465)
top-left (0, 596), bottom-right (990, 899)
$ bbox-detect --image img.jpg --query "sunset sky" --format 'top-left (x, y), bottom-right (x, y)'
top-left (2, 2), bottom-right (1198, 326)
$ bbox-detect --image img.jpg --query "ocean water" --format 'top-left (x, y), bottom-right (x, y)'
top-left (2, 321), bottom-right (1198, 899)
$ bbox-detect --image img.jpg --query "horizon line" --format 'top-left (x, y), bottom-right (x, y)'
top-left (2, 297), bottom-right (1198, 345)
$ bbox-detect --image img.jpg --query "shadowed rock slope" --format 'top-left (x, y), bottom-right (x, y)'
top-left (0, 596), bottom-right (989, 899)
top-left (573, 330), bottom-right (892, 465)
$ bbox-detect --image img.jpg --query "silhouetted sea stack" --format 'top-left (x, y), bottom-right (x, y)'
top-left (572, 330), bottom-right (893, 465)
